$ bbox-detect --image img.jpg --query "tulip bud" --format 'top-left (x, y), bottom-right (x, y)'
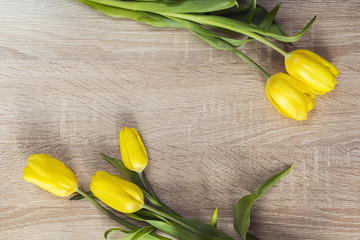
top-left (266, 73), bottom-right (316, 121)
top-left (285, 49), bottom-right (339, 95)
top-left (120, 127), bottom-right (148, 172)
top-left (90, 171), bottom-right (144, 213)
top-left (23, 154), bottom-right (78, 197)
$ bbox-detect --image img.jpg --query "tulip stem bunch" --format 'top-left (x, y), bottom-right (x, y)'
top-left (76, 0), bottom-right (339, 121)
top-left (75, 188), bottom-right (141, 231)
top-left (24, 126), bottom-right (294, 240)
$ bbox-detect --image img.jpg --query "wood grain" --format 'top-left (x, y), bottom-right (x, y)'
top-left (1, 0), bottom-right (359, 239)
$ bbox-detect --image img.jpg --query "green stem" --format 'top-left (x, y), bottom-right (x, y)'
top-left (138, 172), bottom-right (155, 197)
top-left (143, 204), bottom-right (206, 237)
top-left (77, 189), bottom-right (168, 239)
top-left (159, 12), bottom-right (289, 57)
top-left (76, 188), bottom-right (138, 230)
top-left (245, 31), bottom-right (289, 57)
top-left (227, 45), bottom-right (270, 79)
top-left (138, 172), bottom-right (180, 217)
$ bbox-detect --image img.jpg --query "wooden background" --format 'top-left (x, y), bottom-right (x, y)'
top-left (1, 0), bottom-right (359, 239)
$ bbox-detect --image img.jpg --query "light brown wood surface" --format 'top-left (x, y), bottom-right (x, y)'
top-left (1, 0), bottom-right (359, 239)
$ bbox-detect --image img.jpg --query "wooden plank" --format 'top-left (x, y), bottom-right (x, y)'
top-left (0, 0), bottom-right (359, 239)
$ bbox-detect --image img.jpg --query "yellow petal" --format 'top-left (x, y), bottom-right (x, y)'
top-left (23, 154), bottom-right (77, 197)
top-left (293, 49), bottom-right (339, 77)
top-left (275, 72), bottom-right (315, 97)
top-left (266, 82), bottom-right (293, 119)
top-left (27, 154), bottom-right (77, 191)
top-left (120, 127), bottom-right (148, 172)
top-left (90, 171), bottom-right (144, 213)
top-left (285, 53), bottom-right (337, 95)
top-left (266, 73), bottom-right (314, 121)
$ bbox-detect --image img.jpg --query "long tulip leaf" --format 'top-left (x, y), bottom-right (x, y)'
top-left (168, 16), bottom-right (252, 49)
top-left (146, 220), bottom-right (188, 240)
top-left (174, 22), bottom-right (268, 78)
top-left (180, 218), bottom-right (234, 240)
top-left (253, 164), bottom-right (293, 198)
top-left (104, 228), bottom-right (134, 240)
top-left (104, 226), bottom-right (168, 240)
top-left (162, 12), bottom-right (316, 42)
top-left (129, 209), bottom-right (167, 221)
top-left (257, 3), bottom-right (281, 31)
top-left (234, 165), bottom-right (293, 239)
top-left (134, 208), bottom-right (234, 240)
top-left (86, 0), bottom-right (237, 13)
top-left (141, 11), bottom-right (183, 28)
top-left (209, 1), bottom-right (250, 16)
top-left (122, 226), bottom-right (155, 240)
top-left (211, 3), bottom-right (287, 37)
top-left (129, 211), bottom-right (188, 240)
top-left (78, 0), bottom-right (181, 28)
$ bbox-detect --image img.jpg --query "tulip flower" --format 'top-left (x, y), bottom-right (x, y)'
top-left (285, 49), bottom-right (339, 95)
top-left (90, 171), bottom-right (144, 213)
top-left (120, 127), bottom-right (148, 172)
top-left (23, 154), bottom-right (78, 197)
top-left (266, 73), bottom-right (316, 121)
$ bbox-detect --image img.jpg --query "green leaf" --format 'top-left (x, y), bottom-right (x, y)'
top-left (253, 164), bottom-right (294, 198)
top-left (221, 38), bottom-right (252, 48)
top-left (136, 209), bottom-right (234, 240)
top-left (141, 11), bottom-right (183, 28)
top-left (234, 194), bottom-right (257, 239)
top-left (269, 21), bottom-right (287, 37)
top-left (168, 16), bottom-right (251, 50)
top-left (85, 0), bottom-right (237, 13)
top-left (209, 0), bottom-right (251, 16)
top-left (181, 218), bottom-right (234, 240)
top-left (247, 0), bottom-right (256, 23)
top-left (127, 209), bottom-right (167, 222)
top-left (128, 211), bottom-right (187, 240)
top-left (78, 0), bottom-right (181, 28)
top-left (122, 226), bottom-right (155, 240)
top-left (257, 3), bottom-right (281, 31)
top-left (147, 220), bottom-right (188, 240)
top-left (104, 228), bottom-right (134, 240)
top-left (100, 153), bottom-right (145, 190)
top-left (143, 192), bottom-right (180, 217)
top-left (168, 17), bottom-right (266, 77)
top-left (104, 226), bottom-right (167, 240)
top-left (251, 4), bottom-right (268, 25)
top-left (163, 12), bottom-right (315, 42)
top-left (69, 191), bottom-right (97, 200)
top-left (234, 164), bottom-right (294, 240)
top-left (210, 206), bottom-right (219, 227)
top-left (210, 3), bottom-right (287, 37)
top-left (163, 220), bottom-right (206, 240)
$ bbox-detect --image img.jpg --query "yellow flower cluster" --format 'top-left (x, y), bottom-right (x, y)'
top-left (267, 49), bottom-right (339, 121)
top-left (23, 127), bottom-right (147, 213)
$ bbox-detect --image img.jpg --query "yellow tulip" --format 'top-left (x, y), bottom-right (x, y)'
top-left (90, 171), bottom-right (144, 213)
top-left (285, 49), bottom-right (339, 95)
top-left (23, 154), bottom-right (78, 197)
top-left (266, 73), bottom-right (316, 121)
top-left (120, 127), bottom-right (148, 172)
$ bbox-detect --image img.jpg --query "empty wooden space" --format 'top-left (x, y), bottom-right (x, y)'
top-left (0, 0), bottom-right (359, 239)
